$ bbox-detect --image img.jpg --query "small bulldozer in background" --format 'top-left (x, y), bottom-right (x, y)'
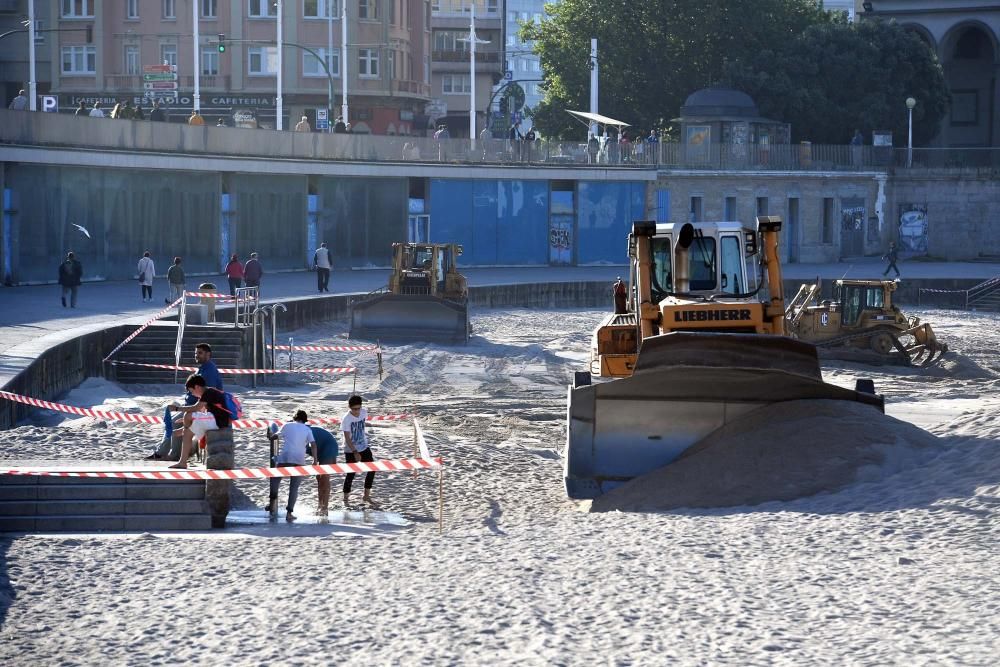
top-left (785, 279), bottom-right (946, 366)
top-left (349, 243), bottom-right (470, 344)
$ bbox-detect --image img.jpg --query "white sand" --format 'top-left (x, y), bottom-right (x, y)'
top-left (1, 307), bottom-right (998, 665)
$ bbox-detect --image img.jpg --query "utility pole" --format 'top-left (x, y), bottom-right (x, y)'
top-left (27, 0), bottom-right (36, 111)
top-left (192, 0), bottom-right (201, 114)
top-left (327, 0), bottom-right (334, 131)
top-left (341, 2), bottom-right (349, 124)
top-left (276, 0), bottom-right (284, 130)
top-left (589, 38), bottom-right (598, 137)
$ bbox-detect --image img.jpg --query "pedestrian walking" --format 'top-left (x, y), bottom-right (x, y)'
top-left (109, 100), bottom-right (125, 119)
top-left (74, 101), bottom-right (88, 116)
top-left (243, 252), bottom-right (263, 290)
top-left (188, 111), bottom-right (205, 126)
top-left (587, 133), bottom-right (599, 164)
top-left (132, 103), bottom-right (145, 121)
top-left (508, 123), bottom-right (522, 161)
top-left (57, 251), bottom-right (83, 308)
top-left (8, 89), bottom-right (28, 110)
top-left (882, 241), bottom-right (901, 278)
top-left (266, 410), bottom-right (317, 522)
top-left (137, 251), bottom-right (155, 302)
top-left (310, 425), bottom-right (340, 515)
top-left (88, 102), bottom-right (104, 118)
top-left (313, 242), bottom-right (331, 292)
top-left (294, 115), bottom-right (311, 132)
top-left (166, 256), bottom-right (185, 304)
top-left (334, 116), bottom-right (347, 134)
top-left (524, 127), bottom-right (537, 162)
top-left (224, 254), bottom-right (244, 296)
top-left (149, 100), bottom-right (166, 122)
top-left (341, 395), bottom-right (379, 508)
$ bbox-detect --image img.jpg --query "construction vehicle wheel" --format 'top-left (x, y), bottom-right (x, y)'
top-left (869, 331), bottom-right (896, 356)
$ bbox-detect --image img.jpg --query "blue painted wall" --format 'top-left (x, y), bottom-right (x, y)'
top-left (576, 182), bottom-right (646, 264)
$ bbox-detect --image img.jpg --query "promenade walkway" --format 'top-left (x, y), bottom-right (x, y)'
top-left (1, 260), bottom-right (997, 393)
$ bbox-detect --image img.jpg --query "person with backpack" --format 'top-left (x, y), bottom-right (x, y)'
top-left (148, 343), bottom-right (224, 460)
top-left (265, 410), bottom-right (318, 521)
top-left (168, 374), bottom-right (233, 469)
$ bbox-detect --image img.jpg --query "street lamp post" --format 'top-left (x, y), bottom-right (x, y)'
top-left (193, 0), bottom-right (201, 114)
top-left (27, 0), bottom-right (35, 111)
top-left (459, 3), bottom-right (490, 151)
top-left (276, 0), bottom-right (284, 131)
top-left (906, 96), bottom-right (916, 168)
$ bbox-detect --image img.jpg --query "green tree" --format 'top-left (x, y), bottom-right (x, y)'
top-left (521, 0), bottom-right (832, 139)
top-left (726, 19), bottom-right (949, 144)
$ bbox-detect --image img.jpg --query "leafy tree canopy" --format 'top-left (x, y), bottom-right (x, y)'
top-left (521, 0), bottom-right (832, 139)
top-left (726, 19), bottom-right (949, 144)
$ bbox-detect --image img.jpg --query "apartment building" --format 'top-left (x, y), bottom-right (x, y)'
top-left (428, 0), bottom-right (503, 138)
top-left (43, 0), bottom-right (431, 132)
top-left (1, 0), bottom-right (54, 107)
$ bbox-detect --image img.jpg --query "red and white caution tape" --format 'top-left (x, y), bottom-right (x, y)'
top-left (0, 390), bottom-right (412, 429)
top-left (103, 297), bottom-right (183, 362)
top-left (271, 344), bottom-right (379, 352)
top-left (183, 291), bottom-right (236, 301)
top-left (111, 361), bottom-right (356, 375)
top-left (0, 457), bottom-right (442, 481)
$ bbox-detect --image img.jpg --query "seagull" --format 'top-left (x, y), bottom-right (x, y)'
top-left (71, 223), bottom-right (91, 239)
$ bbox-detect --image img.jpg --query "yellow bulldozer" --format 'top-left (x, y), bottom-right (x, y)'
top-left (784, 279), bottom-right (946, 366)
top-left (565, 217), bottom-right (885, 500)
top-left (349, 242), bottom-right (470, 344)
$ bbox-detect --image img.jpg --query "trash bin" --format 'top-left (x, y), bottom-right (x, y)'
top-left (799, 141), bottom-right (812, 168)
top-left (199, 282), bottom-right (218, 323)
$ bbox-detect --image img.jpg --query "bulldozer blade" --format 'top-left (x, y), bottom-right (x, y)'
top-left (903, 323), bottom-right (947, 366)
top-left (350, 293), bottom-right (470, 345)
top-left (565, 332), bottom-right (885, 500)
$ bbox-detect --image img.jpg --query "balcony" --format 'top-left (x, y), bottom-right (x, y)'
top-left (432, 50), bottom-right (500, 63)
top-left (394, 80), bottom-right (431, 97)
top-left (181, 75), bottom-right (232, 90)
top-left (105, 75), bottom-right (141, 91)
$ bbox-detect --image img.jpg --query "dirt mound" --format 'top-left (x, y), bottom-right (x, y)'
top-left (591, 399), bottom-right (942, 513)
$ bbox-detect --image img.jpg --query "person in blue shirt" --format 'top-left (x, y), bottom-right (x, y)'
top-left (147, 343), bottom-right (225, 460)
top-left (309, 426), bottom-right (340, 515)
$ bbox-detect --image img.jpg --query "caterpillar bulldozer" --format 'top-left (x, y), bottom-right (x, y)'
top-left (349, 242), bottom-right (470, 344)
top-left (785, 279), bottom-right (947, 366)
top-left (565, 217), bottom-right (885, 500)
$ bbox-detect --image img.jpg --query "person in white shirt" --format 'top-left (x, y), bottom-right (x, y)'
top-left (313, 242), bottom-right (331, 293)
top-left (137, 251), bottom-right (155, 302)
top-left (266, 410), bottom-right (316, 521)
top-left (89, 102), bottom-right (105, 118)
top-left (341, 395), bottom-right (379, 508)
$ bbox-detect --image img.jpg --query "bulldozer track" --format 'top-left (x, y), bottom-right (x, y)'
top-left (812, 326), bottom-right (949, 367)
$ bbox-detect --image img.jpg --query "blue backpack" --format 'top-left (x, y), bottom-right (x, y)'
top-left (213, 392), bottom-right (243, 419)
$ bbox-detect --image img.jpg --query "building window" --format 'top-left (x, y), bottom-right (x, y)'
top-left (62, 0), bottom-right (94, 18)
top-left (822, 197), bottom-right (834, 243)
top-left (32, 20), bottom-right (45, 45)
top-left (485, 0), bottom-right (498, 14)
top-left (163, 0), bottom-right (176, 19)
top-left (160, 44), bottom-right (178, 67)
top-left (61, 45), bottom-right (96, 74)
top-left (202, 49), bottom-right (219, 76)
top-left (359, 48), bottom-right (379, 77)
top-left (725, 196), bottom-right (737, 221)
top-left (303, 48), bottom-right (340, 77)
top-left (434, 30), bottom-right (470, 52)
top-left (304, 0), bottom-right (340, 18)
top-left (249, 46), bottom-right (279, 74)
top-left (127, 0), bottom-right (139, 19)
top-left (756, 196), bottom-right (768, 216)
top-left (249, 0), bottom-right (277, 17)
top-left (359, 0), bottom-right (380, 20)
top-left (202, 0), bottom-right (218, 18)
top-left (124, 45), bottom-right (140, 74)
top-left (690, 196), bottom-right (703, 223)
top-left (442, 73), bottom-right (471, 94)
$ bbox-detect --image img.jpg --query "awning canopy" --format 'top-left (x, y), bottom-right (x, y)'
top-left (566, 110), bottom-right (631, 128)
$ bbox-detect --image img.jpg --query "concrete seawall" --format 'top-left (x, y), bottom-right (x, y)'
top-left (0, 279), bottom-right (982, 429)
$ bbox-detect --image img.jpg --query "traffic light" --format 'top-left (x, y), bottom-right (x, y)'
top-left (217, 34), bottom-right (226, 53)
top-left (499, 95), bottom-right (509, 116)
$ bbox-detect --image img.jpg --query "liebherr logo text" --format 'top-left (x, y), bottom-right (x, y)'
top-left (674, 309), bottom-right (752, 322)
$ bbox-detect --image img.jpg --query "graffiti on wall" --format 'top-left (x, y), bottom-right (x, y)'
top-left (898, 204), bottom-right (928, 256)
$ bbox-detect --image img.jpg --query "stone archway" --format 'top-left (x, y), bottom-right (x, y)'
top-left (939, 21), bottom-right (998, 148)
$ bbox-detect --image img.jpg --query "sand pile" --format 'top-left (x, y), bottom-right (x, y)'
top-left (591, 399), bottom-right (943, 513)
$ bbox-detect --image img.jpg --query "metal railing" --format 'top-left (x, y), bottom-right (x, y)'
top-left (918, 275), bottom-right (1000, 309)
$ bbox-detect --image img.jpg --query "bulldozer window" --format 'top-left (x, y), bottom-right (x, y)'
top-left (843, 285), bottom-right (863, 326)
top-left (650, 237), bottom-right (672, 300)
top-left (689, 237), bottom-right (717, 291)
top-left (720, 235), bottom-right (742, 294)
top-left (866, 287), bottom-right (884, 309)
top-left (412, 247), bottom-right (434, 269)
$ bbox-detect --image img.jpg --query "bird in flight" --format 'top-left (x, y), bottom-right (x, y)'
top-left (71, 223), bottom-right (91, 239)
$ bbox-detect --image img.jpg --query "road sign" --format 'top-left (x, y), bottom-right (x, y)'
top-left (144, 91), bottom-right (178, 99)
top-left (143, 82), bottom-right (178, 91)
top-left (143, 73), bottom-right (176, 82)
top-left (316, 108), bottom-right (329, 130)
top-left (40, 95), bottom-right (58, 113)
top-left (504, 70), bottom-right (512, 80)
top-left (144, 64), bottom-right (176, 73)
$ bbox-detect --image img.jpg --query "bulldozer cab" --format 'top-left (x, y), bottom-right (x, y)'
top-left (646, 223), bottom-right (755, 300)
top-left (835, 280), bottom-right (890, 327)
top-left (390, 243), bottom-right (465, 301)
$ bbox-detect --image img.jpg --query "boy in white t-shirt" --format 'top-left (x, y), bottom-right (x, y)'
top-left (341, 395), bottom-right (379, 508)
top-left (265, 409), bottom-right (316, 521)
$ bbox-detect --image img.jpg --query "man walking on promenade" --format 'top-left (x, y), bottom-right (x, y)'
top-left (149, 100), bottom-right (166, 122)
top-left (8, 90), bottom-right (28, 110)
top-left (166, 256), bottom-right (185, 304)
top-left (137, 250), bottom-right (155, 302)
top-left (243, 252), bottom-right (263, 291)
top-left (882, 241), bottom-right (901, 278)
top-left (341, 395), bottom-right (379, 508)
top-left (313, 242), bottom-right (331, 292)
top-left (58, 252), bottom-right (83, 308)
top-left (295, 115), bottom-right (311, 132)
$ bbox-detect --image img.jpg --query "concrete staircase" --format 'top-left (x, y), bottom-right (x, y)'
top-left (110, 323), bottom-right (249, 384)
top-left (0, 473), bottom-right (212, 532)
top-left (968, 277), bottom-right (1000, 311)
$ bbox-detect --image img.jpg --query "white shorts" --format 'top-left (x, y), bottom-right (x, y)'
top-left (189, 412), bottom-right (220, 439)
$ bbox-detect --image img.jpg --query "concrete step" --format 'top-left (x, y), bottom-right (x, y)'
top-left (0, 482), bottom-right (206, 501)
top-left (0, 499), bottom-right (209, 516)
top-left (0, 513), bottom-right (214, 532)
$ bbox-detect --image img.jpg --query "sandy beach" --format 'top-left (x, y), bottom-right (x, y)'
top-left (1, 306), bottom-right (998, 665)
